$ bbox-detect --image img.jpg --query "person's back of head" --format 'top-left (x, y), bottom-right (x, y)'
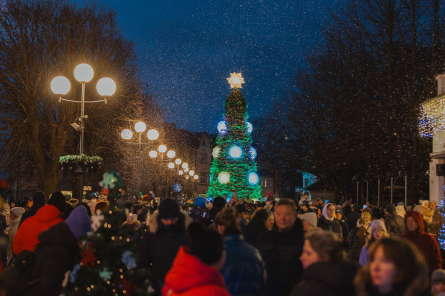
top-left (215, 208), bottom-right (242, 236)
top-left (32, 191), bottom-right (46, 207)
top-left (94, 201), bottom-right (109, 215)
top-left (66, 206), bottom-right (92, 239)
top-left (188, 222), bottom-right (225, 269)
top-left (305, 231), bottom-right (346, 262)
top-left (48, 191), bottom-right (67, 214)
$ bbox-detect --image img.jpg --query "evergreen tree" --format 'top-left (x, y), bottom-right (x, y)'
top-left (207, 74), bottom-right (262, 200)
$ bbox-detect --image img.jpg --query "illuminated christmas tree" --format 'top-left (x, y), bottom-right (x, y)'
top-left (207, 73), bottom-right (262, 200)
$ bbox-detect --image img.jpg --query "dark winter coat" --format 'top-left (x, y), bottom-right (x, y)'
top-left (22, 222), bottom-right (80, 296)
top-left (255, 219), bottom-right (305, 296)
top-left (337, 218), bottom-right (349, 240)
top-left (347, 211), bottom-right (361, 232)
top-left (221, 234), bottom-right (266, 296)
top-left (138, 211), bottom-right (191, 295)
top-left (317, 216), bottom-right (343, 238)
top-left (18, 199), bottom-right (46, 228)
top-left (384, 214), bottom-right (406, 236)
top-left (0, 222), bottom-right (6, 268)
top-left (403, 211), bottom-right (442, 277)
top-left (346, 226), bottom-right (367, 261)
top-left (429, 209), bottom-right (443, 237)
top-left (0, 212), bottom-right (6, 230)
top-left (290, 261), bottom-right (358, 296)
top-left (162, 247), bottom-right (231, 296)
top-left (243, 218), bottom-right (267, 246)
top-left (342, 205), bottom-right (352, 218)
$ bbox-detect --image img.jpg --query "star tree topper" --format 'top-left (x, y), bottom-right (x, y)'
top-left (227, 72), bottom-right (245, 89)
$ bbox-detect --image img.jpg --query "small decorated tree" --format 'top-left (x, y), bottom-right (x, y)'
top-left (438, 197), bottom-right (445, 250)
top-left (207, 73), bottom-right (262, 200)
top-left (63, 171), bottom-right (153, 296)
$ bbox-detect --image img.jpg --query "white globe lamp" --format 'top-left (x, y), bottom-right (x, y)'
top-left (194, 174), bottom-right (199, 180)
top-left (158, 145), bottom-right (167, 153)
top-left (96, 78), bottom-right (116, 96)
top-left (51, 76), bottom-right (71, 95)
top-left (175, 158), bottom-right (182, 165)
top-left (168, 162), bottom-right (175, 169)
top-left (134, 122), bottom-right (146, 133)
top-left (149, 151), bottom-right (157, 158)
top-left (147, 129), bottom-right (159, 140)
top-left (189, 170), bottom-right (194, 176)
top-left (167, 150), bottom-right (176, 158)
top-left (121, 129), bottom-right (133, 140)
top-left (74, 63), bottom-right (94, 83)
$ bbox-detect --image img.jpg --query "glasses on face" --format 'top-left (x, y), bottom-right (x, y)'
top-left (374, 229), bottom-right (384, 234)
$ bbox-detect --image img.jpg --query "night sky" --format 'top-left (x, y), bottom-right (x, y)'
top-left (74, 0), bottom-right (344, 132)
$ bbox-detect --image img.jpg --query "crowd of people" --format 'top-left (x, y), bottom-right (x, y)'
top-left (0, 190), bottom-right (445, 296)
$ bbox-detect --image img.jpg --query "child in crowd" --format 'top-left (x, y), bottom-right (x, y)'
top-left (432, 269), bottom-right (445, 296)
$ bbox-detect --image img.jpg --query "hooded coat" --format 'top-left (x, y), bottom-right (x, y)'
top-left (21, 222), bottom-right (80, 296)
top-left (402, 210), bottom-right (442, 277)
top-left (13, 205), bottom-right (63, 255)
top-left (290, 261), bottom-right (358, 296)
top-left (221, 233), bottom-right (266, 296)
top-left (317, 204), bottom-right (342, 238)
top-left (255, 218), bottom-right (305, 296)
top-left (7, 208), bottom-right (24, 261)
top-left (138, 210), bottom-right (191, 295)
top-left (162, 247), bottom-right (231, 296)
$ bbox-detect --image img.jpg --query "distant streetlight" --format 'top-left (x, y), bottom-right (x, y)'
top-left (167, 150), bottom-right (175, 158)
top-left (175, 158), bottom-right (182, 165)
top-left (182, 163), bottom-right (188, 169)
top-left (194, 174), bottom-right (199, 180)
top-left (147, 129), bottom-right (159, 140)
top-left (168, 162), bottom-right (174, 169)
top-left (51, 62), bottom-right (115, 200)
top-left (134, 121), bottom-right (146, 133)
top-left (149, 150), bottom-right (157, 158)
top-left (158, 145), bottom-right (167, 153)
top-left (189, 170), bottom-right (194, 176)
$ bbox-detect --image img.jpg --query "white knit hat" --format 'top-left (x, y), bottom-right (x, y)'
top-left (370, 219), bottom-right (387, 234)
top-left (10, 207), bottom-right (25, 217)
top-left (301, 212), bottom-right (318, 229)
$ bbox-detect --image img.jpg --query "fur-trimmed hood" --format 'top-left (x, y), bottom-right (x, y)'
top-left (148, 209), bottom-right (191, 234)
top-left (354, 265), bottom-right (429, 296)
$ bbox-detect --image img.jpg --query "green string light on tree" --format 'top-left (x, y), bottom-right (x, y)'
top-left (207, 73), bottom-right (262, 200)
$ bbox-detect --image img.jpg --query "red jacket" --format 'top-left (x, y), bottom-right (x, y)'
top-left (162, 247), bottom-right (231, 296)
top-left (13, 205), bottom-right (63, 255)
top-left (403, 210), bottom-right (442, 276)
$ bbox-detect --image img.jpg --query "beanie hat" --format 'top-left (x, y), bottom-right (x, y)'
top-left (335, 207), bottom-right (342, 214)
top-left (432, 269), bottom-right (445, 283)
top-left (48, 191), bottom-right (67, 213)
top-left (194, 197), bottom-right (206, 208)
top-left (385, 204), bottom-right (396, 215)
top-left (10, 207), bottom-right (25, 217)
top-left (188, 222), bottom-right (224, 265)
top-left (301, 212), bottom-right (317, 229)
top-left (396, 205), bottom-right (406, 217)
top-left (370, 219), bottom-right (387, 234)
top-left (159, 198), bottom-right (180, 219)
top-left (213, 196), bottom-right (227, 209)
top-left (32, 191), bottom-right (46, 206)
top-left (66, 206), bottom-right (92, 239)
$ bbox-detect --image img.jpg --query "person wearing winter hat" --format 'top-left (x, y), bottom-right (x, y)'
top-left (335, 207), bottom-right (349, 240)
top-left (432, 269), bottom-right (445, 295)
top-left (13, 191), bottom-right (66, 256)
top-left (138, 198), bottom-right (190, 295)
top-left (189, 196), bottom-right (210, 225)
top-left (317, 203), bottom-right (343, 238)
top-left (209, 196), bottom-right (227, 222)
top-left (163, 222), bottom-right (230, 296)
top-left (7, 207), bottom-right (25, 262)
top-left (384, 204), bottom-right (406, 236)
top-left (235, 203), bottom-right (249, 228)
top-left (23, 207), bottom-right (89, 296)
top-left (300, 212), bottom-right (320, 232)
top-left (403, 210), bottom-right (442, 278)
top-left (359, 219), bottom-right (389, 266)
top-left (19, 191), bottom-right (46, 228)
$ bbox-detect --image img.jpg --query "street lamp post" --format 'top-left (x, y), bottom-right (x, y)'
top-left (51, 63), bottom-right (116, 200)
top-left (175, 158), bottom-right (182, 201)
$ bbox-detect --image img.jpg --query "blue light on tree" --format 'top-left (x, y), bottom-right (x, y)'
top-left (229, 145), bottom-right (243, 158)
top-left (248, 172), bottom-right (259, 185)
top-left (217, 121), bottom-right (227, 135)
top-left (246, 122), bottom-right (253, 133)
top-left (249, 147), bottom-right (257, 160)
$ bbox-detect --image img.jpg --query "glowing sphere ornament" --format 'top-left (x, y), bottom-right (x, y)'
top-left (121, 129), bottom-right (133, 140)
top-left (229, 145), bottom-right (242, 159)
top-left (194, 174), bottom-right (199, 180)
top-left (249, 147), bottom-right (257, 160)
top-left (246, 122), bottom-right (253, 133)
top-left (218, 172), bottom-right (230, 184)
top-left (248, 172), bottom-right (259, 185)
top-left (217, 121), bottom-right (227, 134)
top-left (212, 147), bottom-right (221, 158)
